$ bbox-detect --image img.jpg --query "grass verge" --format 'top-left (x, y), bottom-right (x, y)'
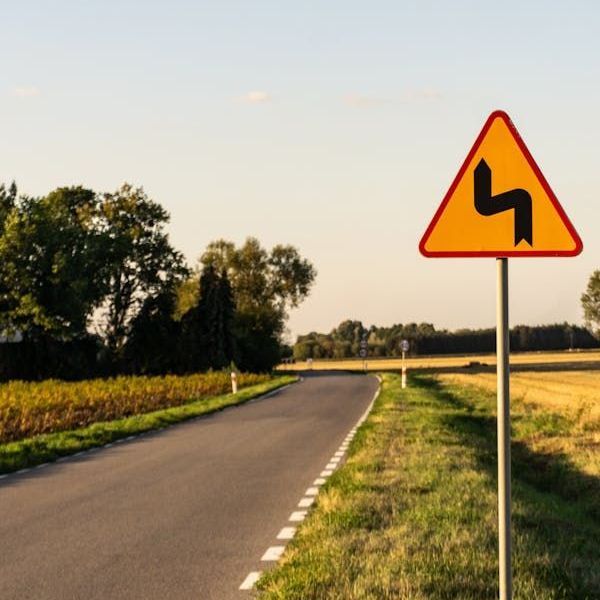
top-left (257, 373), bottom-right (599, 599)
top-left (0, 375), bottom-right (296, 475)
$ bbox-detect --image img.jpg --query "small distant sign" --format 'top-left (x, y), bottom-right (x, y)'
top-left (359, 348), bottom-right (367, 358)
top-left (400, 340), bottom-right (410, 353)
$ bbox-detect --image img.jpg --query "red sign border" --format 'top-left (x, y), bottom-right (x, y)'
top-left (419, 110), bottom-right (583, 258)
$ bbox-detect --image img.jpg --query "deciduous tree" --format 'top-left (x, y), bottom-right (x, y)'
top-left (98, 184), bottom-right (187, 355)
top-left (582, 270), bottom-right (600, 336)
top-left (0, 186), bottom-right (107, 339)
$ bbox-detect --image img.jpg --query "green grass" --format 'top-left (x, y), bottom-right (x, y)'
top-left (257, 373), bottom-right (599, 599)
top-left (0, 375), bottom-right (296, 474)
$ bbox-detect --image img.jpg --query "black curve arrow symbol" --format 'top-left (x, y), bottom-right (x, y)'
top-left (474, 158), bottom-right (533, 246)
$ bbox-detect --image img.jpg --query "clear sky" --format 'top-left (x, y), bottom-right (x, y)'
top-left (1, 1), bottom-right (598, 340)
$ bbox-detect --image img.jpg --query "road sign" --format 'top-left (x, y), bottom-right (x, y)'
top-left (419, 110), bottom-right (582, 600)
top-left (419, 110), bottom-right (583, 257)
top-left (400, 339), bottom-right (409, 353)
top-left (359, 349), bottom-right (367, 358)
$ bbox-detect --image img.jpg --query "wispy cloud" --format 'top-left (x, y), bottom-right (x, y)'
top-left (344, 88), bottom-right (442, 108)
top-left (343, 94), bottom-right (389, 108)
top-left (238, 90), bottom-right (271, 104)
top-left (401, 87), bottom-right (443, 102)
top-left (11, 85), bottom-right (41, 98)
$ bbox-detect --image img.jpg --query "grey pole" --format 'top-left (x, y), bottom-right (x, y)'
top-left (496, 257), bottom-right (512, 600)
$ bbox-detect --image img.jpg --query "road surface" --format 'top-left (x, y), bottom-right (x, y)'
top-left (0, 372), bottom-right (378, 599)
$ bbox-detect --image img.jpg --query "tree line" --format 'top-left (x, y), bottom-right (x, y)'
top-left (0, 182), bottom-right (316, 379)
top-left (293, 319), bottom-right (599, 360)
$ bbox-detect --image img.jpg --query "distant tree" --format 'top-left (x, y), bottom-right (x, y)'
top-left (0, 181), bottom-right (17, 230)
top-left (98, 184), bottom-right (188, 356)
top-left (0, 186), bottom-right (107, 339)
top-left (173, 267), bottom-right (200, 320)
top-left (123, 289), bottom-right (181, 374)
top-left (182, 264), bottom-right (236, 371)
top-left (200, 237), bottom-right (316, 371)
top-left (332, 320), bottom-right (366, 356)
top-left (582, 270), bottom-right (600, 336)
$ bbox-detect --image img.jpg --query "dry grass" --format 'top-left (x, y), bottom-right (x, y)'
top-left (437, 370), bottom-right (600, 419)
top-left (280, 349), bottom-right (600, 372)
top-left (437, 370), bottom-right (600, 480)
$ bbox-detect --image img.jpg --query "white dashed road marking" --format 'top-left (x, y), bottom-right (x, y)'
top-left (261, 546), bottom-right (285, 561)
top-left (239, 376), bottom-right (382, 593)
top-left (239, 571), bottom-right (262, 590)
top-left (277, 527), bottom-right (296, 540)
top-left (289, 511), bottom-right (307, 522)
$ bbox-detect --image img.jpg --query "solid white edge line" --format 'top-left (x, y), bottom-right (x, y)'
top-left (251, 380), bottom-right (295, 403)
top-left (239, 571), bottom-right (262, 590)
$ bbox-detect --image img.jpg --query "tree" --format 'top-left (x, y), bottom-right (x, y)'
top-left (0, 187), bottom-right (107, 339)
top-left (582, 270), bottom-right (600, 336)
top-left (200, 237), bottom-right (316, 370)
top-left (123, 288), bottom-right (181, 374)
top-left (98, 184), bottom-right (188, 355)
top-left (0, 181), bottom-right (17, 230)
top-left (181, 265), bottom-right (236, 371)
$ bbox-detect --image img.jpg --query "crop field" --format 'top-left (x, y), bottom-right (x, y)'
top-left (280, 349), bottom-right (600, 372)
top-left (260, 372), bottom-right (600, 598)
top-left (0, 371), bottom-right (270, 444)
top-left (437, 370), bottom-right (600, 480)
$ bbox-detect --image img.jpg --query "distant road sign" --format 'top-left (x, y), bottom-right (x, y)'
top-left (359, 349), bottom-right (367, 358)
top-left (419, 110), bottom-right (582, 257)
top-left (400, 340), bottom-right (410, 353)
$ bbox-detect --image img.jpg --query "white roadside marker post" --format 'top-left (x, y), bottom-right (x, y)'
top-left (231, 371), bottom-right (238, 394)
top-left (401, 350), bottom-right (406, 388)
top-left (496, 257), bottom-right (511, 600)
top-left (400, 339), bottom-right (409, 388)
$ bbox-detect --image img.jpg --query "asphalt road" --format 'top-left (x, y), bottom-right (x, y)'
top-left (0, 372), bottom-right (378, 600)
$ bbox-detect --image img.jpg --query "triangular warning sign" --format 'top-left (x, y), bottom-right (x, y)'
top-left (419, 110), bottom-right (583, 257)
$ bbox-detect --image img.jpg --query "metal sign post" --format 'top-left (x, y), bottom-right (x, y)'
top-left (496, 257), bottom-right (512, 600)
top-left (360, 336), bottom-right (368, 372)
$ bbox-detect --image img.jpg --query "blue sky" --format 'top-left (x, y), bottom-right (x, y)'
top-left (1, 1), bottom-right (598, 339)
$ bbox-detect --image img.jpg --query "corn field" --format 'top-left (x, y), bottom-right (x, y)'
top-left (0, 372), bottom-right (270, 444)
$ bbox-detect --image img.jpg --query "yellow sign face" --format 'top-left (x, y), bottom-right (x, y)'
top-left (419, 111), bottom-right (582, 257)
